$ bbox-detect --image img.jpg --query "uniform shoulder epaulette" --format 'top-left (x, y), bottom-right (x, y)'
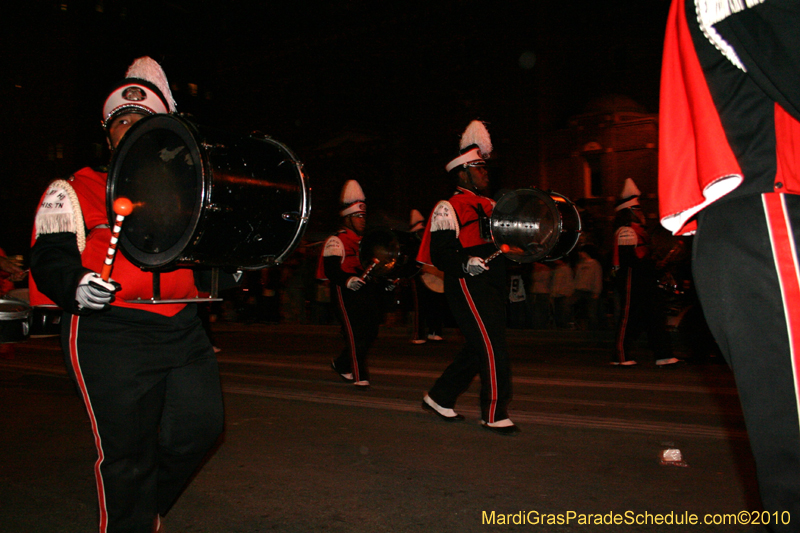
top-left (34, 178), bottom-right (86, 252)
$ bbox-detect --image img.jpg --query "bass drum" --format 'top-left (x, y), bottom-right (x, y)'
top-left (490, 188), bottom-right (581, 263)
top-left (107, 114), bottom-right (310, 270)
top-left (359, 229), bottom-right (421, 279)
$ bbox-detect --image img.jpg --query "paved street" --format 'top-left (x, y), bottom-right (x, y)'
top-left (0, 323), bottom-right (769, 532)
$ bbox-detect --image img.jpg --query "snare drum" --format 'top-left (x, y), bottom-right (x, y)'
top-left (4, 289), bottom-right (61, 338)
top-left (0, 298), bottom-right (31, 344)
top-left (30, 306), bottom-right (62, 337)
top-left (490, 188), bottom-right (582, 263)
top-left (107, 114), bottom-right (311, 270)
top-left (359, 229), bottom-right (421, 279)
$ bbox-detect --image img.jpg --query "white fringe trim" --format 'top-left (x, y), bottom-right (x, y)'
top-left (430, 201), bottom-right (459, 238)
top-left (695, 0), bottom-right (764, 73)
top-left (615, 227), bottom-right (638, 246)
top-left (323, 236), bottom-right (345, 258)
top-left (35, 179), bottom-right (86, 253)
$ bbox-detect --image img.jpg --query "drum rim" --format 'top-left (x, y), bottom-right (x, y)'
top-left (0, 297), bottom-right (32, 319)
top-left (241, 136), bottom-right (311, 269)
top-left (545, 190), bottom-right (583, 262)
top-left (491, 187), bottom-right (563, 263)
top-left (107, 114), bottom-right (207, 269)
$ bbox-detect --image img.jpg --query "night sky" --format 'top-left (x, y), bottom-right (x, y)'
top-left (3, 0), bottom-right (671, 257)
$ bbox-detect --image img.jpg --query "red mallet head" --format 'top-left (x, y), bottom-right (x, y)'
top-left (500, 244), bottom-right (511, 253)
top-left (113, 197), bottom-right (133, 217)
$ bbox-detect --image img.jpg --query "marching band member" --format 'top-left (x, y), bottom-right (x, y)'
top-left (417, 121), bottom-right (519, 435)
top-left (318, 180), bottom-right (384, 389)
top-left (659, 0), bottom-right (800, 526)
top-left (611, 179), bottom-right (677, 366)
top-left (29, 57), bottom-right (224, 533)
top-left (409, 209), bottom-right (446, 345)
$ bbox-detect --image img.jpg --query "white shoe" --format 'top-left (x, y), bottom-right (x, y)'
top-left (480, 419), bottom-right (521, 435)
top-left (656, 357), bottom-right (681, 366)
top-left (422, 394), bottom-right (462, 419)
top-left (354, 380), bottom-right (370, 389)
top-left (427, 334), bottom-right (443, 341)
top-left (611, 360), bottom-right (637, 366)
top-left (410, 339), bottom-right (427, 344)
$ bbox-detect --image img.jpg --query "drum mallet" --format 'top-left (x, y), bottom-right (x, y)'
top-left (484, 244), bottom-right (511, 263)
top-left (360, 257), bottom-right (381, 281)
top-left (101, 197), bottom-right (133, 282)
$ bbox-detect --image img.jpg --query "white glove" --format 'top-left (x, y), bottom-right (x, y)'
top-left (75, 272), bottom-right (120, 311)
top-left (346, 277), bottom-right (365, 291)
top-left (465, 256), bottom-right (489, 276)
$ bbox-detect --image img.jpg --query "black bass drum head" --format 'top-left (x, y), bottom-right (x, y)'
top-left (106, 114), bottom-right (205, 269)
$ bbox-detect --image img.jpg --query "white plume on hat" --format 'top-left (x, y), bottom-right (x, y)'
top-left (615, 178), bottom-right (641, 211)
top-left (459, 120), bottom-right (492, 158)
top-left (125, 57), bottom-right (177, 112)
top-left (445, 120), bottom-right (493, 172)
top-left (339, 180), bottom-right (367, 217)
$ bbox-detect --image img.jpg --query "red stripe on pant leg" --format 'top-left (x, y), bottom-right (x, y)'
top-left (763, 194), bottom-right (800, 421)
top-left (459, 278), bottom-right (498, 422)
top-left (336, 286), bottom-right (359, 381)
top-left (68, 315), bottom-right (109, 533)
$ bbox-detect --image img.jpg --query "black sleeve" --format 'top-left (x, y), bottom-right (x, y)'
top-left (30, 232), bottom-right (92, 314)
top-left (712, 0), bottom-right (800, 120)
top-left (616, 245), bottom-right (638, 271)
top-left (323, 255), bottom-right (351, 287)
top-left (430, 229), bottom-right (467, 278)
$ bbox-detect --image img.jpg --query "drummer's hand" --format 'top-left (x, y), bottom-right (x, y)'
top-left (75, 272), bottom-right (121, 311)
top-left (385, 279), bottom-right (399, 292)
top-left (0, 256), bottom-right (24, 276)
top-left (465, 256), bottom-right (489, 276)
top-left (346, 277), bottom-right (365, 291)
top-left (9, 270), bottom-right (28, 282)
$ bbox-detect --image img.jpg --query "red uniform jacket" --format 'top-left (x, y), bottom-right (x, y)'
top-left (30, 167), bottom-right (197, 316)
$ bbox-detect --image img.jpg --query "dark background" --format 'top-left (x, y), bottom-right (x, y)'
top-left (2, 0), bottom-right (671, 256)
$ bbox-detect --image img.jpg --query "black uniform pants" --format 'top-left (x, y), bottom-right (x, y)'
top-left (429, 275), bottom-right (512, 423)
top-left (331, 284), bottom-right (381, 382)
top-left (694, 193), bottom-right (800, 530)
top-left (614, 267), bottom-right (673, 363)
top-left (62, 305), bottom-right (224, 533)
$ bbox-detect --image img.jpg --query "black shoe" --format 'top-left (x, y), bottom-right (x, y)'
top-left (421, 399), bottom-right (464, 422)
top-left (481, 421), bottom-right (521, 436)
top-left (331, 360), bottom-right (355, 382)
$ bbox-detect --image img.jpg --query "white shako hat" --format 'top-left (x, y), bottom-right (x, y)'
top-left (615, 178), bottom-right (641, 211)
top-left (445, 120), bottom-right (493, 172)
top-left (409, 209), bottom-right (425, 232)
top-left (102, 56), bottom-right (177, 129)
top-left (339, 180), bottom-right (367, 217)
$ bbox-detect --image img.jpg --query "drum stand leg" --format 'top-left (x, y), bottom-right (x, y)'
top-left (152, 271), bottom-right (161, 300)
top-left (211, 267), bottom-right (219, 299)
